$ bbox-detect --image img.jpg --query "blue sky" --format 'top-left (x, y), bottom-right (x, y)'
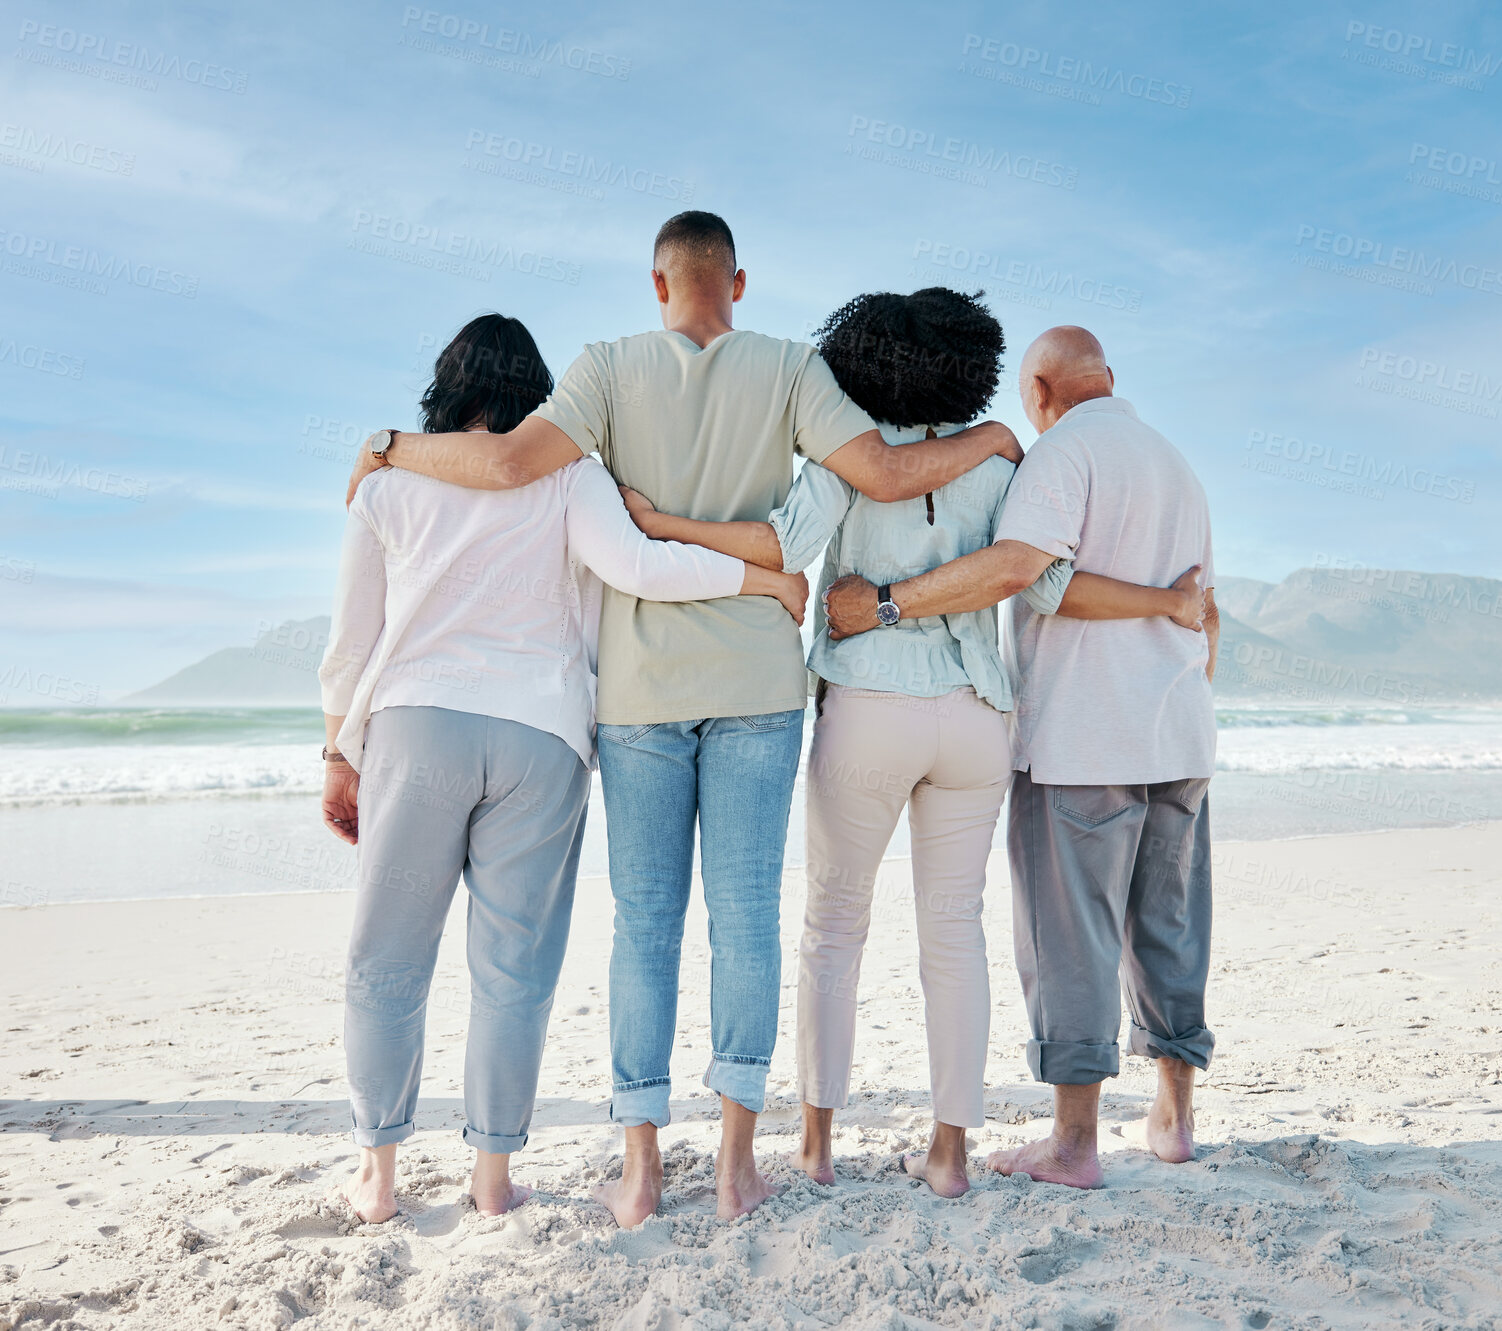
top-left (2, 0), bottom-right (1499, 699)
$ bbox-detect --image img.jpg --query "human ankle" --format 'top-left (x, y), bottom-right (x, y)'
top-left (357, 1145), bottom-right (396, 1181)
top-left (929, 1123), bottom-right (967, 1161)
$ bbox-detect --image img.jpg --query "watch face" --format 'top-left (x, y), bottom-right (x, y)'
top-left (371, 429), bottom-right (393, 457)
top-left (877, 600), bottom-right (900, 626)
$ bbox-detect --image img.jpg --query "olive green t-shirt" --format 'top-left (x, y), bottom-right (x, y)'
top-left (534, 328), bottom-right (875, 724)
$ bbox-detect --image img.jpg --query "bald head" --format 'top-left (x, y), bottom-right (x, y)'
top-left (1019, 325), bottom-right (1114, 433)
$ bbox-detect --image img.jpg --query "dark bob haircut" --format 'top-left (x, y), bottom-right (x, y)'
top-left (813, 287), bottom-right (1004, 429)
top-left (420, 313), bottom-right (553, 435)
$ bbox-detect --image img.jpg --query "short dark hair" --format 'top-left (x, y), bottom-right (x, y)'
top-left (420, 313), bottom-right (553, 435)
top-left (813, 288), bottom-right (1004, 428)
top-left (652, 210), bottom-right (736, 280)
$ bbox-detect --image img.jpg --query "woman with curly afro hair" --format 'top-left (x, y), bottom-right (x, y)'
top-left (620, 288), bottom-right (1204, 1198)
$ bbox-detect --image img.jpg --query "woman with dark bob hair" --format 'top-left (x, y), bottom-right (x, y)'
top-left (621, 289), bottom-right (1202, 1198)
top-left (317, 313), bottom-right (807, 1223)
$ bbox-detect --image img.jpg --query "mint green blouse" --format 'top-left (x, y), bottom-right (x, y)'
top-left (769, 422), bottom-right (1073, 712)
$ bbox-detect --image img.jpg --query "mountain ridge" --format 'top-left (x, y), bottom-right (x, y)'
top-left (122, 567), bottom-right (1502, 706)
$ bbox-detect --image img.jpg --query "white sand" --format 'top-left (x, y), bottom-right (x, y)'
top-left (2, 823), bottom-right (1500, 1329)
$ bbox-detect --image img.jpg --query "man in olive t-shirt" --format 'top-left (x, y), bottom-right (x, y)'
top-left (349, 211), bottom-right (1021, 1226)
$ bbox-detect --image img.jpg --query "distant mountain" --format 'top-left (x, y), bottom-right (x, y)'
top-left (124, 617), bottom-right (330, 706)
top-left (1212, 568), bottom-right (1502, 704)
top-left (126, 567), bottom-right (1502, 708)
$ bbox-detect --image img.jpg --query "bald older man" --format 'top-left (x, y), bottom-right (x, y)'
top-left (825, 325), bottom-right (1219, 1188)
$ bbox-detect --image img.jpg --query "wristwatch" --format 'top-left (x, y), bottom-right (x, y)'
top-left (370, 429), bottom-right (397, 461)
top-left (322, 746), bottom-right (350, 764)
top-left (876, 584), bottom-right (900, 627)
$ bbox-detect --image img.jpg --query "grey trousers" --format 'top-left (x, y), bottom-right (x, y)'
top-left (1008, 769), bottom-right (1214, 1085)
top-left (346, 706), bottom-right (589, 1153)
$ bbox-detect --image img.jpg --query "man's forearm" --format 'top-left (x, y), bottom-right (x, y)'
top-left (1205, 596), bottom-right (1221, 681)
top-left (877, 426), bottom-right (1003, 503)
top-left (824, 421), bottom-right (1020, 504)
top-left (387, 417), bottom-right (582, 491)
top-left (640, 512), bottom-right (786, 570)
top-left (1058, 573), bottom-right (1180, 620)
top-left (891, 539), bottom-right (1055, 617)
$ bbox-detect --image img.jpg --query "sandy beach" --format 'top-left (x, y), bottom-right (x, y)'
top-left (2, 821), bottom-right (1500, 1330)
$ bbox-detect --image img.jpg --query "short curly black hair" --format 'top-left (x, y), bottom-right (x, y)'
top-left (814, 287), bottom-right (1004, 428)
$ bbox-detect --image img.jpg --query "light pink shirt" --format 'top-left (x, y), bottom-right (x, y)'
top-left (997, 397), bottom-right (1216, 785)
top-left (319, 457), bottom-right (744, 771)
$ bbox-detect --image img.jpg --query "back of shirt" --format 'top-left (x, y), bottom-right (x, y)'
top-left (997, 396), bottom-right (1216, 785)
top-left (535, 329), bottom-right (874, 724)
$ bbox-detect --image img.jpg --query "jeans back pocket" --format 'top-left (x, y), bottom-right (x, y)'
top-left (1051, 784), bottom-right (1140, 827)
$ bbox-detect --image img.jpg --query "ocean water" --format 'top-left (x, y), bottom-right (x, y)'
top-left (1, 704), bottom-right (1499, 905)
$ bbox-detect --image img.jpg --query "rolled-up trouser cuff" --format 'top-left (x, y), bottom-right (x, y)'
top-left (1027, 1038), bottom-right (1119, 1086)
top-left (799, 1081), bottom-right (849, 1112)
top-left (463, 1125), bottom-right (528, 1155)
top-left (611, 1079), bottom-right (671, 1128)
top-left (1128, 1022), bottom-right (1214, 1070)
top-left (704, 1055), bottom-right (770, 1113)
top-left (352, 1120), bottom-right (414, 1148)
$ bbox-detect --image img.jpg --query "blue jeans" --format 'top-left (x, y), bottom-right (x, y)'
top-left (597, 710), bottom-right (804, 1126)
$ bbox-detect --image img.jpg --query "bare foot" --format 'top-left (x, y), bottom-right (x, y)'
top-left (986, 1135), bottom-right (1103, 1190)
top-left (593, 1127), bottom-right (663, 1229)
top-left (715, 1095), bottom-right (780, 1219)
top-left (343, 1144), bottom-right (398, 1223)
top-left (1145, 1059), bottom-right (1198, 1163)
top-left (794, 1141), bottom-right (836, 1185)
top-left (594, 1173), bottom-right (661, 1228)
top-left (903, 1152), bottom-right (970, 1198)
top-left (1145, 1110), bottom-right (1195, 1164)
top-left (470, 1150), bottom-right (532, 1217)
top-left (716, 1155), bottom-right (781, 1220)
top-left (903, 1122), bottom-right (971, 1197)
top-left (795, 1103), bottom-right (836, 1185)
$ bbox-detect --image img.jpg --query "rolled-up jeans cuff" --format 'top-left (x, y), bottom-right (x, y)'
top-left (463, 1125), bottom-right (528, 1155)
top-left (611, 1079), bottom-right (671, 1128)
top-left (1128, 1022), bottom-right (1214, 1070)
top-left (352, 1120), bottom-right (414, 1148)
top-left (704, 1055), bottom-right (770, 1113)
top-left (1026, 1038), bottom-right (1119, 1086)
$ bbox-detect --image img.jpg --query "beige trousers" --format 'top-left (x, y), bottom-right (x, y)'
top-left (796, 684), bottom-right (1010, 1128)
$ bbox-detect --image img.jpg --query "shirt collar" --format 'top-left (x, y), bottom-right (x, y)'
top-left (1057, 396), bottom-right (1136, 424)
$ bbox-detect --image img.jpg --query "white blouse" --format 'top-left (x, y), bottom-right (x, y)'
top-left (319, 456), bottom-right (745, 771)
